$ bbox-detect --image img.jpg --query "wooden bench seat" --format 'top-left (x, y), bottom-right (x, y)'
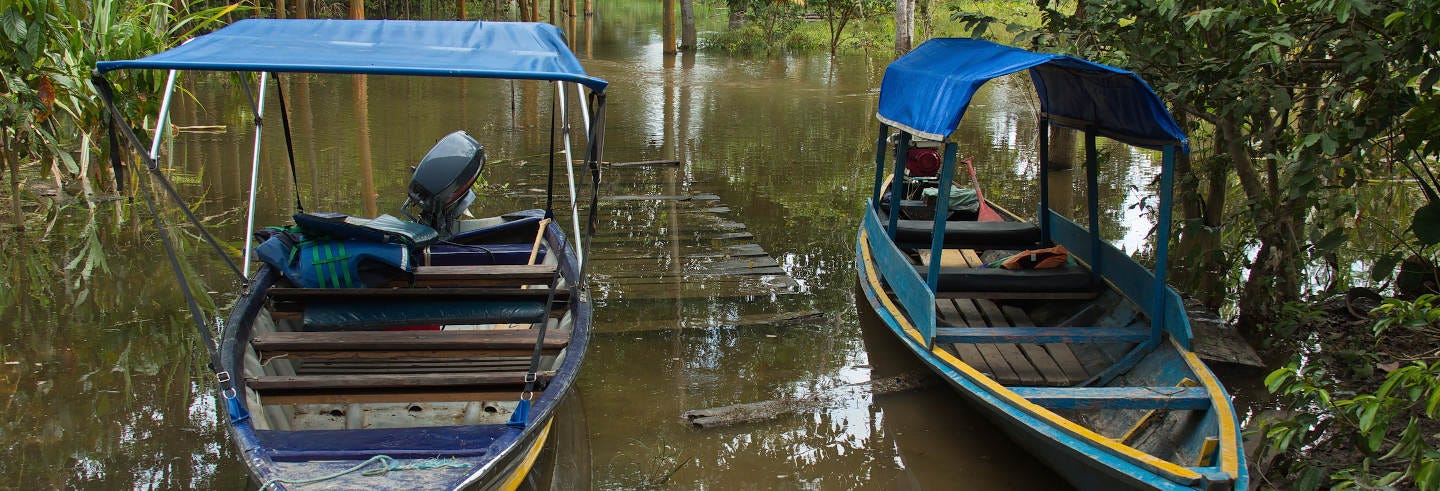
top-left (390, 264), bottom-right (559, 287)
top-left (253, 329), bottom-right (571, 362)
top-left (933, 326), bottom-right (1149, 344)
top-left (1008, 386), bottom-right (1211, 410)
top-left (915, 249), bottom-right (1097, 299)
top-left (247, 371), bottom-right (554, 404)
top-left (266, 287), bottom-right (570, 329)
top-left (267, 286), bottom-right (567, 302)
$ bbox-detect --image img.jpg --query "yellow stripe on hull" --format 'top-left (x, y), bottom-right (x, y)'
top-left (858, 230), bottom-right (1207, 485)
top-left (498, 419), bottom-right (554, 491)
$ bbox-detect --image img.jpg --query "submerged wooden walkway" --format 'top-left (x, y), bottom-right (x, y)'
top-left (508, 159), bottom-right (807, 333)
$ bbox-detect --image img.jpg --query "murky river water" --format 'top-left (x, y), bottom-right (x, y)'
top-left (0, 6), bottom-right (1260, 490)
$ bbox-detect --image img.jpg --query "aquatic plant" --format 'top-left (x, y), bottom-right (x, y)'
top-left (0, 0), bottom-right (242, 223)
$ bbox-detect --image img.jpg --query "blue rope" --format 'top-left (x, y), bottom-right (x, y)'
top-left (258, 455), bottom-right (469, 490)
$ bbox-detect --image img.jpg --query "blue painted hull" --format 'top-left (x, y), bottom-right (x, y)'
top-left (219, 215), bottom-right (591, 490)
top-left (855, 224), bottom-right (1247, 491)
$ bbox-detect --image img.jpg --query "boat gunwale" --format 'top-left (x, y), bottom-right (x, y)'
top-left (856, 223), bottom-right (1234, 488)
top-left (223, 219), bottom-right (591, 489)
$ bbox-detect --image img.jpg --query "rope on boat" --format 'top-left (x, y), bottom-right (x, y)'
top-left (258, 455), bottom-right (470, 490)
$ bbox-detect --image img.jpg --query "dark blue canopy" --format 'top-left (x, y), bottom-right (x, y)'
top-left (877, 38), bottom-right (1184, 151)
top-left (97, 19), bottom-right (607, 92)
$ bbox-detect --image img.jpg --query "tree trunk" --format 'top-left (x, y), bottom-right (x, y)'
top-left (1218, 120), bottom-right (1303, 330)
top-left (458, 0), bottom-right (466, 19)
top-left (680, 0), bottom-right (696, 50)
top-left (276, 0), bottom-right (287, 18)
top-left (662, 0), bottom-right (676, 54)
top-left (350, 0), bottom-right (363, 19)
top-left (296, 0), bottom-right (308, 18)
top-left (584, 0), bottom-right (592, 16)
top-left (894, 0), bottom-right (913, 55)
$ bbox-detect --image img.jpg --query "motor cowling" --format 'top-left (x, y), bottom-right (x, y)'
top-left (404, 130), bottom-right (485, 238)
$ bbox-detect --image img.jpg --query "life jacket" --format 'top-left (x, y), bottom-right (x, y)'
top-left (252, 213), bottom-right (425, 288)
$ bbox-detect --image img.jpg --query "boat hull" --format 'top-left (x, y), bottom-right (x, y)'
top-left (219, 214), bottom-right (591, 490)
top-left (855, 231), bottom-right (1239, 491)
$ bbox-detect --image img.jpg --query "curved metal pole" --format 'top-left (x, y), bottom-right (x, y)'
top-left (241, 73), bottom-right (269, 279)
top-left (148, 70), bottom-right (179, 160)
top-left (575, 82), bottom-right (591, 144)
top-left (556, 81), bottom-right (584, 266)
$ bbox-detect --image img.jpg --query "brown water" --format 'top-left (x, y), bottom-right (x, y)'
top-left (0, 8), bottom-right (1217, 490)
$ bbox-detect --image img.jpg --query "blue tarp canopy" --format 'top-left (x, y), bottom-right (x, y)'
top-left (877, 38), bottom-right (1184, 151)
top-left (96, 19), bottom-right (607, 92)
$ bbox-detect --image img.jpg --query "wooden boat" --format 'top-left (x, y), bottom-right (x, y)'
top-left (94, 20), bottom-right (607, 490)
top-left (854, 39), bottom-right (1249, 490)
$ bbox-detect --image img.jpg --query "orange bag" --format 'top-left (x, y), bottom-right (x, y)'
top-left (996, 244), bottom-right (1071, 270)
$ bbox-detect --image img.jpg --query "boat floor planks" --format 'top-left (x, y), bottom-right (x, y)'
top-left (918, 248), bottom-right (1092, 386)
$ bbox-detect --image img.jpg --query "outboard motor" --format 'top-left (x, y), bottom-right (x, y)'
top-left (403, 130), bottom-right (485, 239)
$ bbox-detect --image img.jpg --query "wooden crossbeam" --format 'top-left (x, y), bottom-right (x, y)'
top-left (1008, 386), bottom-right (1211, 410)
top-left (392, 264), bottom-right (558, 287)
top-left (253, 329), bottom-right (571, 362)
top-left (933, 327), bottom-right (1149, 344)
top-left (246, 371), bottom-right (554, 405)
top-left (268, 287), bottom-right (565, 301)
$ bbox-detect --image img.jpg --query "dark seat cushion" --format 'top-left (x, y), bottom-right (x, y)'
top-left (877, 209), bottom-right (1041, 248)
top-left (301, 299), bottom-right (548, 331)
top-left (917, 264), bottom-right (1093, 293)
top-left (895, 219), bottom-right (1041, 248)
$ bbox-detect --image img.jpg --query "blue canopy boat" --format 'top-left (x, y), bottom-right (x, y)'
top-left (95, 20), bottom-right (606, 489)
top-left (854, 39), bottom-right (1248, 490)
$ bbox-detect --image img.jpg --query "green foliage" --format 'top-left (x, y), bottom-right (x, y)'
top-left (0, 0), bottom-right (242, 198)
top-left (1263, 295), bottom-right (1440, 490)
top-left (1371, 294), bottom-right (1440, 338)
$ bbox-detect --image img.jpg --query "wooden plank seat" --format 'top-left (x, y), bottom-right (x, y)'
top-left (253, 329), bottom-right (572, 363)
top-left (879, 210), bottom-right (1042, 249)
top-left (934, 326), bottom-right (1149, 344)
top-left (917, 265), bottom-right (1097, 298)
top-left (246, 371), bottom-right (555, 405)
top-left (266, 287), bottom-right (569, 330)
top-left (913, 248), bottom-right (1097, 300)
top-left (389, 264), bottom-right (559, 287)
top-left (1007, 386), bottom-right (1211, 410)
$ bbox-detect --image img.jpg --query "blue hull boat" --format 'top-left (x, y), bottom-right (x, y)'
top-left (95, 20), bottom-right (608, 490)
top-left (854, 39), bottom-right (1248, 490)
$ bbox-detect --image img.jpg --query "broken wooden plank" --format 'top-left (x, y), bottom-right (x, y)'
top-left (603, 310), bottom-right (825, 333)
top-left (609, 159), bottom-right (681, 167)
top-left (681, 372), bottom-right (936, 429)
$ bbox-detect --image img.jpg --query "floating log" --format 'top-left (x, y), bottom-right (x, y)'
top-left (681, 372), bottom-right (937, 429)
top-left (599, 310), bottom-right (826, 334)
top-left (609, 159), bottom-right (681, 167)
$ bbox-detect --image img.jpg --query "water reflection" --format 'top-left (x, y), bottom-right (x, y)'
top-left (3, 9), bottom-right (1185, 490)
